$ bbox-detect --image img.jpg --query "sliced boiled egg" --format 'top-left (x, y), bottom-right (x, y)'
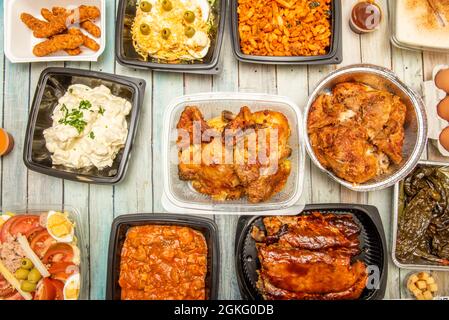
top-left (187, 31), bottom-right (210, 58)
top-left (0, 212), bottom-right (14, 228)
top-left (71, 244), bottom-right (81, 266)
top-left (196, 0), bottom-right (211, 21)
top-left (63, 273), bottom-right (80, 300)
top-left (46, 211), bottom-right (74, 243)
top-left (181, 0), bottom-right (210, 21)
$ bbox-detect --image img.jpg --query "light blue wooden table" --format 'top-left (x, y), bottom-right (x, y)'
top-left (1, 0), bottom-right (449, 300)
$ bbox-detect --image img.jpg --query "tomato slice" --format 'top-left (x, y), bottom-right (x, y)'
top-left (30, 229), bottom-right (57, 258)
top-left (34, 278), bottom-right (57, 300)
top-left (10, 216), bottom-right (44, 238)
top-left (4, 291), bottom-right (24, 300)
top-left (49, 261), bottom-right (77, 274)
top-left (0, 215), bottom-right (43, 242)
top-left (49, 279), bottom-right (64, 300)
top-left (0, 216), bottom-right (16, 242)
top-left (43, 243), bottom-right (74, 264)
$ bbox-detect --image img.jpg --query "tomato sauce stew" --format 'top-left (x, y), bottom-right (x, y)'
top-left (119, 225), bottom-right (208, 300)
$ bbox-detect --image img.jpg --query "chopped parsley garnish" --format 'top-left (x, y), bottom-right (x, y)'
top-left (79, 100), bottom-right (92, 110)
top-left (58, 100), bottom-right (92, 134)
top-left (309, 1), bottom-right (320, 9)
top-left (89, 131), bottom-right (95, 139)
top-left (98, 106), bottom-right (105, 115)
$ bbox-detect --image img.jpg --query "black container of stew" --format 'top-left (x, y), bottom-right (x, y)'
top-left (106, 214), bottom-right (220, 300)
top-left (235, 204), bottom-right (388, 300)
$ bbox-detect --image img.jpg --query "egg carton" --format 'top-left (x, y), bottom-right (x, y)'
top-left (422, 64), bottom-right (449, 157)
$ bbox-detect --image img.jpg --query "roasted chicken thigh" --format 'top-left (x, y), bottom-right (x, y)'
top-left (176, 106), bottom-right (292, 202)
top-left (307, 82), bottom-right (406, 184)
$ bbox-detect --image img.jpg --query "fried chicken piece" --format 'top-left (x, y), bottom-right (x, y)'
top-left (333, 82), bottom-right (371, 113)
top-left (333, 83), bottom-right (402, 142)
top-left (21, 6), bottom-right (100, 38)
top-left (225, 107), bottom-right (292, 202)
top-left (372, 97), bottom-right (406, 164)
top-left (307, 82), bottom-right (406, 184)
top-left (21, 13), bottom-right (66, 38)
top-left (51, 7), bottom-right (68, 16)
top-left (65, 47), bottom-right (82, 56)
top-left (67, 28), bottom-right (100, 51)
top-left (33, 34), bottom-right (83, 57)
top-left (178, 139), bottom-right (244, 201)
top-left (189, 163), bottom-right (245, 200)
top-left (48, 6), bottom-right (101, 38)
top-left (307, 94), bottom-right (348, 131)
top-left (20, 13), bottom-right (47, 30)
top-left (245, 160), bottom-right (291, 203)
top-left (177, 107), bottom-right (243, 201)
top-left (177, 106), bottom-right (211, 149)
top-left (81, 21), bottom-right (101, 38)
top-left (51, 5), bottom-right (101, 24)
top-left (40, 8), bottom-right (55, 22)
top-left (309, 124), bottom-right (380, 184)
top-left (176, 106), bottom-right (292, 202)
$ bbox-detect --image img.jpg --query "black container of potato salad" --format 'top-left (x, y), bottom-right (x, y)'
top-left (115, 0), bottom-right (227, 74)
top-left (230, 0), bottom-right (343, 65)
top-left (234, 204), bottom-right (388, 300)
top-left (106, 214), bottom-right (220, 300)
top-left (23, 67), bottom-right (146, 184)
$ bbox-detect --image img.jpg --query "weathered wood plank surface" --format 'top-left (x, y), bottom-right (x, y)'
top-left (0, 0), bottom-right (448, 300)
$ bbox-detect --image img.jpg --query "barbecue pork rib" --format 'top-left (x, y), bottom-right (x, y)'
top-left (253, 213), bottom-right (367, 300)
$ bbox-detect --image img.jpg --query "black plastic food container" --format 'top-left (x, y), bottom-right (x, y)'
top-left (235, 204), bottom-right (388, 300)
top-left (231, 0), bottom-right (343, 65)
top-left (23, 67), bottom-right (145, 184)
top-left (106, 214), bottom-right (220, 300)
top-left (116, 0), bottom-right (227, 74)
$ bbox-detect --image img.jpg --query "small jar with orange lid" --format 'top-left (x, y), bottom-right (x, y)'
top-left (0, 128), bottom-right (14, 156)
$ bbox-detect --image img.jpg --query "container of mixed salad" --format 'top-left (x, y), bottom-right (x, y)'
top-left (0, 205), bottom-right (87, 300)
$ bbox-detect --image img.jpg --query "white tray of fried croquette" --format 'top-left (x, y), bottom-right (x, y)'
top-left (4, 0), bottom-right (105, 63)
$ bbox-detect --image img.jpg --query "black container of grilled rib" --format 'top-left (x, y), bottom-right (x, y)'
top-left (106, 214), bottom-right (220, 300)
top-left (116, 0), bottom-right (227, 74)
top-left (235, 204), bottom-right (387, 300)
top-left (23, 67), bottom-right (145, 184)
top-left (230, 0), bottom-right (343, 65)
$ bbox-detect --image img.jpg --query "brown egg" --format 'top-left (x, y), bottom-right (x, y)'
top-left (437, 97), bottom-right (449, 121)
top-left (439, 126), bottom-right (449, 152)
top-left (435, 68), bottom-right (449, 93)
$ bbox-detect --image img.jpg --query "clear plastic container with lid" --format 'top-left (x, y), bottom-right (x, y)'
top-left (0, 204), bottom-right (89, 300)
top-left (390, 0), bottom-right (449, 52)
top-left (161, 92), bottom-right (306, 215)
